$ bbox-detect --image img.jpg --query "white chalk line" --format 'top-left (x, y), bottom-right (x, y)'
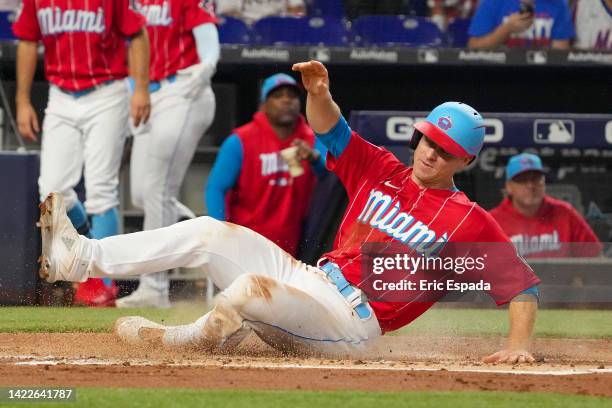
top-left (2, 355), bottom-right (611, 376)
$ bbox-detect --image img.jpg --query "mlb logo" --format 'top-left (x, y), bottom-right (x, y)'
top-left (418, 49), bottom-right (439, 64)
top-left (310, 48), bottom-right (330, 62)
top-left (533, 119), bottom-right (575, 144)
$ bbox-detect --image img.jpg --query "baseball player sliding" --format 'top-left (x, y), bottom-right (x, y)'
top-left (13, 0), bottom-right (151, 306)
top-left (116, 0), bottom-right (219, 309)
top-left (38, 61), bottom-right (540, 363)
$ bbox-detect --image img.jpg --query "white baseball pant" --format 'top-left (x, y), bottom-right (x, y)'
top-left (130, 73), bottom-right (216, 294)
top-left (75, 216), bottom-right (381, 356)
top-left (39, 80), bottom-right (129, 214)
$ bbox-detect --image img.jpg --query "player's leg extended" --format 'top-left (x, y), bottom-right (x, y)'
top-left (117, 268), bottom-right (381, 356)
top-left (39, 193), bottom-right (297, 286)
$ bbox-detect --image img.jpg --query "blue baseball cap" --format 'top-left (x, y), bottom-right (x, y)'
top-left (411, 102), bottom-right (485, 158)
top-left (506, 153), bottom-right (546, 180)
top-left (260, 73), bottom-right (300, 103)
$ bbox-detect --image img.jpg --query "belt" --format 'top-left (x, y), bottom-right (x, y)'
top-left (320, 262), bottom-right (372, 320)
top-left (58, 80), bottom-right (114, 98)
top-left (149, 74), bottom-right (177, 93)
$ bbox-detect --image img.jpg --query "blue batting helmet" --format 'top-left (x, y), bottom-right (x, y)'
top-left (410, 102), bottom-right (485, 158)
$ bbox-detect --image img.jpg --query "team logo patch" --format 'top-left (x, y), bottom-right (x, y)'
top-left (437, 116), bottom-right (452, 131)
top-left (520, 156), bottom-right (535, 167)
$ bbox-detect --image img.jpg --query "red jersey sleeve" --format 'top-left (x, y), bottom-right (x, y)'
top-left (326, 132), bottom-right (407, 198)
top-left (184, 0), bottom-right (218, 30)
top-left (472, 210), bottom-right (541, 305)
top-left (12, 0), bottom-right (41, 41)
top-left (114, 0), bottom-right (146, 37)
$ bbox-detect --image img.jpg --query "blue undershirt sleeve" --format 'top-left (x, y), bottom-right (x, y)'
top-left (315, 115), bottom-right (351, 159)
top-left (311, 137), bottom-right (328, 177)
top-left (205, 134), bottom-right (243, 220)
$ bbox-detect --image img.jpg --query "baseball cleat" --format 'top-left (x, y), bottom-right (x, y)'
top-left (114, 316), bottom-right (166, 345)
top-left (38, 192), bottom-right (86, 283)
top-left (116, 287), bottom-right (171, 309)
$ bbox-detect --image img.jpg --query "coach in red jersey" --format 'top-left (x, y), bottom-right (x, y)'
top-left (490, 153), bottom-right (602, 258)
top-left (13, 0), bottom-right (150, 306)
top-left (205, 73), bottom-right (327, 256)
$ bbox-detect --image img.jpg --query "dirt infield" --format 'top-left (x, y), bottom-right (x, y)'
top-left (0, 333), bottom-right (611, 396)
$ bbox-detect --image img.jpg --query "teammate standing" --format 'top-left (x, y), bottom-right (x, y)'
top-left (38, 60), bottom-right (540, 363)
top-left (13, 0), bottom-right (150, 306)
top-left (115, 0), bottom-right (219, 308)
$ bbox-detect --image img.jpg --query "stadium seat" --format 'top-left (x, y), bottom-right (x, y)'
top-left (0, 11), bottom-right (17, 40)
top-left (253, 16), bottom-right (350, 46)
top-left (217, 15), bottom-right (251, 44)
top-left (446, 18), bottom-right (471, 48)
top-left (307, 0), bottom-right (345, 17)
top-left (352, 15), bottom-right (443, 47)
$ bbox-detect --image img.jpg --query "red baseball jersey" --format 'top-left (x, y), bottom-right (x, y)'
top-left (322, 131), bottom-right (540, 333)
top-left (134, 0), bottom-right (217, 81)
top-left (13, 0), bottom-right (145, 91)
top-left (489, 196), bottom-right (602, 258)
top-left (228, 112), bottom-right (317, 256)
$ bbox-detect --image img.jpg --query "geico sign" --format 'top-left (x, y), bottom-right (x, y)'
top-left (483, 119), bottom-right (503, 143)
top-left (386, 117), bottom-right (426, 141)
top-left (386, 117), bottom-right (503, 143)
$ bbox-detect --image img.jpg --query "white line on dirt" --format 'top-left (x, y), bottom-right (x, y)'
top-left (3, 355), bottom-right (611, 376)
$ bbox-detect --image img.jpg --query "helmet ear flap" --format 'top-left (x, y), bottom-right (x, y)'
top-left (410, 130), bottom-right (423, 150)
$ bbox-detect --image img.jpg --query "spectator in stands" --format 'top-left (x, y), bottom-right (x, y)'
top-left (489, 153), bottom-right (602, 258)
top-left (468, 0), bottom-right (574, 49)
top-left (573, 0), bottom-right (612, 50)
top-left (429, 0), bottom-right (477, 31)
top-left (216, 0), bottom-right (306, 25)
top-left (343, 0), bottom-right (428, 20)
top-left (205, 73), bottom-right (327, 256)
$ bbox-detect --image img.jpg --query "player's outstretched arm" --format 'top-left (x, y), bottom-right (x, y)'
top-left (128, 28), bottom-right (151, 127)
top-left (484, 294), bottom-right (537, 364)
top-left (15, 40), bottom-right (39, 141)
top-left (292, 60), bottom-right (340, 134)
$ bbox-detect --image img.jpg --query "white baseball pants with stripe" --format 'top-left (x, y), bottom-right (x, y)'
top-left (129, 72), bottom-right (216, 294)
top-left (39, 81), bottom-right (129, 214)
top-left (77, 216), bottom-right (381, 356)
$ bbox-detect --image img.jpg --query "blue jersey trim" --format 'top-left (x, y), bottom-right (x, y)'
top-left (518, 285), bottom-right (540, 302)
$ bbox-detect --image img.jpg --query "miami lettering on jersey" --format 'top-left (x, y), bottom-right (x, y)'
top-left (509, 230), bottom-right (561, 256)
top-left (357, 189), bottom-right (448, 256)
top-left (259, 152), bottom-right (290, 176)
top-left (134, 0), bottom-right (172, 26)
top-left (36, 7), bottom-right (105, 35)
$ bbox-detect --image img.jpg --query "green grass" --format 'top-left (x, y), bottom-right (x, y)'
top-left (0, 303), bottom-right (207, 333)
top-left (0, 389), bottom-right (610, 408)
top-left (0, 306), bottom-right (610, 339)
top-left (394, 308), bottom-right (612, 339)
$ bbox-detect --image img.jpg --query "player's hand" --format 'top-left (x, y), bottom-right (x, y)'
top-left (483, 348), bottom-right (535, 364)
top-left (504, 12), bottom-right (534, 34)
top-left (292, 139), bottom-right (320, 162)
top-left (130, 88), bottom-right (151, 127)
top-left (16, 101), bottom-right (40, 142)
top-left (292, 60), bottom-right (329, 97)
